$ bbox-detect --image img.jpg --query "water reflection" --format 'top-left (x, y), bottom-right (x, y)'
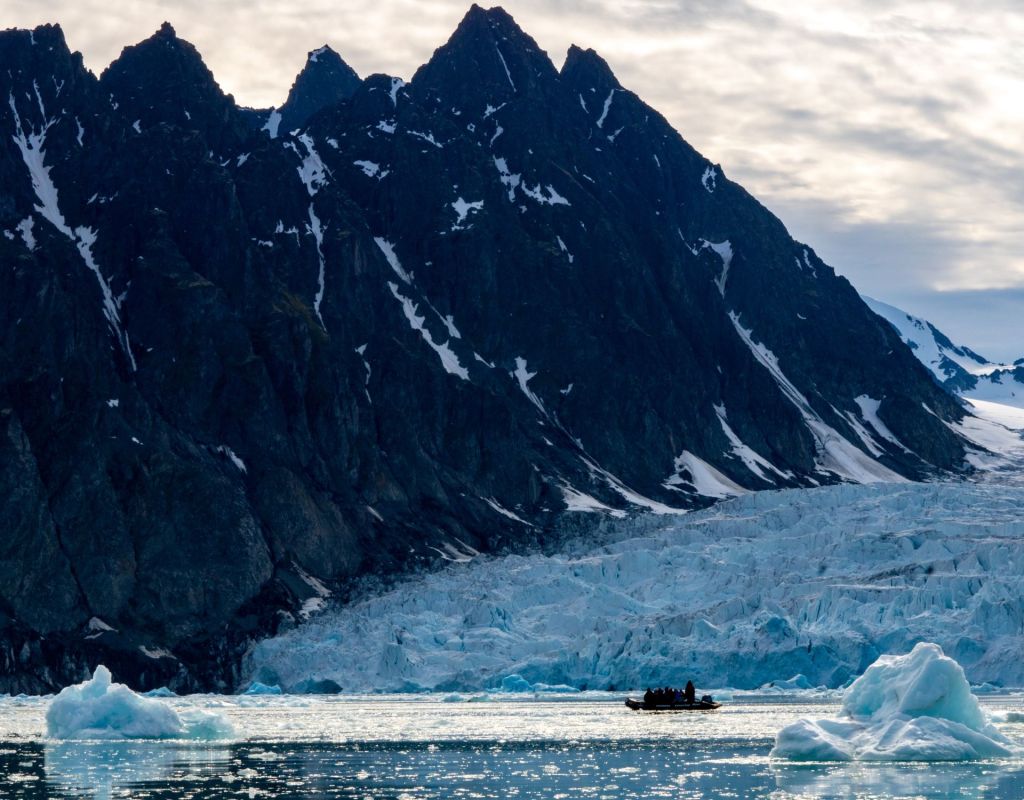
top-left (43, 741), bottom-right (230, 799)
top-left (773, 760), bottom-right (1024, 800)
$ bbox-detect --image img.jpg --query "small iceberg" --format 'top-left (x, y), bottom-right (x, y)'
top-left (772, 643), bottom-right (1013, 761)
top-left (46, 665), bottom-right (234, 740)
top-left (142, 686), bottom-right (177, 698)
top-left (242, 681), bottom-right (283, 696)
top-left (499, 674), bottom-right (579, 694)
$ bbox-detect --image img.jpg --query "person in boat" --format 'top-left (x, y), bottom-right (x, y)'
top-left (684, 680), bottom-right (696, 704)
top-left (643, 688), bottom-right (654, 705)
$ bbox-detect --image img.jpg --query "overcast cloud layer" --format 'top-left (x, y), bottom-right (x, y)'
top-left (7, 0), bottom-right (1024, 359)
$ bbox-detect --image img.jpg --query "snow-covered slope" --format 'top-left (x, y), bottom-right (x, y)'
top-left (864, 297), bottom-right (1024, 407)
top-left (247, 476), bottom-right (1024, 693)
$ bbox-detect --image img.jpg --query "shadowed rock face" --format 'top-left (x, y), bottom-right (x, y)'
top-left (0, 7), bottom-right (967, 692)
top-left (278, 45), bottom-right (361, 134)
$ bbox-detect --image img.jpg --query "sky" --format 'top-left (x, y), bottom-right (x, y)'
top-left (7, 0), bottom-right (1024, 359)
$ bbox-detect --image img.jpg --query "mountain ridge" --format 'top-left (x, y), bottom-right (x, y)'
top-left (0, 5), bottom-right (976, 692)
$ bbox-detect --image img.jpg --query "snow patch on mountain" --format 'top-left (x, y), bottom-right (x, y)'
top-left (388, 282), bottom-right (468, 380)
top-left (715, 404), bottom-right (792, 482)
top-left (451, 197), bottom-right (484, 230)
top-left (666, 450), bottom-right (747, 499)
top-left (306, 204), bottom-right (327, 324)
top-left (729, 312), bottom-right (906, 484)
top-left (374, 237), bottom-right (412, 284)
top-left (701, 166), bottom-right (717, 193)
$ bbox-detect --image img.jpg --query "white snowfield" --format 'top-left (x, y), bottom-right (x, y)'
top-left (773, 643), bottom-right (1014, 761)
top-left (246, 478), bottom-right (1024, 694)
top-left (864, 296), bottom-right (1024, 410)
top-left (47, 666), bottom-right (234, 740)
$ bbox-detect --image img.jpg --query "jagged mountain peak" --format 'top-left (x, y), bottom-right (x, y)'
top-left (561, 44), bottom-right (620, 92)
top-left (409, 3), bottom-right (557, 110)
top-left (0, 8), bottom-right (980, 693)
top-left (99, 21), bottom-right (246, 148)
top-left (278, 43), bottom-right (361, 133)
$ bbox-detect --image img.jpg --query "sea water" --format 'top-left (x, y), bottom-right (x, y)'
top-left (3, 694), bottom-right (1024, 798)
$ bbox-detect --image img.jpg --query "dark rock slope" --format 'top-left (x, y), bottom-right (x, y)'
top-left (0, 7), bottom-right (970, 691)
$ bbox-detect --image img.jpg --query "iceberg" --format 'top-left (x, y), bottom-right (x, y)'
top-left (772, 643), bottom-right (1014, 761)
top-left (499, 674), bottom-right (579, 694)
top-left (242, 681), bottom-right (284, 696)
top-left (46, 665), bottom-right (234, 740)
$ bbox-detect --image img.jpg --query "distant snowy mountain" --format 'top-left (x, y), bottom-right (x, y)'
top-left (864, 297), bottom-right (1024, 408)
top-left (0, 6), bottom-right (982, 691)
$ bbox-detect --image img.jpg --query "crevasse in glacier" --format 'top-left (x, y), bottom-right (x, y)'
top-left (246, 481), bottom-right (1024, 693)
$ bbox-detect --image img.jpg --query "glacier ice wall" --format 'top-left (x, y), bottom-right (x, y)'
top-left (246, 482), bottom-right (1024, 693)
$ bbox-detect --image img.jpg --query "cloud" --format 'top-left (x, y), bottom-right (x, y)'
top-left (6, 0), bottom-right (1024, 355)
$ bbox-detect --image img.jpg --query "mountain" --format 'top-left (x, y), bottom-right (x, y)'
top-left (0, 7), bottom-right (976, 692)
top-left (865, 297), bottom-right (1024, 407)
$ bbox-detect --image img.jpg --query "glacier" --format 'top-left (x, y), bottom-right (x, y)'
top-left (246, 476), bottom-right (1024, 693)
top-left (47, 666), bottom-right (234, 740)
top-left (773, 643), bottom-right (1014, 760)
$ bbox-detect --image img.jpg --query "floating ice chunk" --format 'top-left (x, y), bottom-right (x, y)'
top-left (47, 666), bottom-right (233, 740)
top-left (142, 687), bottom-right (177, 698)
top-left (772, 643), bottom-right (1014, 761)
top-left (761, 674), bottom-right (815, 691)
top-left (499, 674), bottom-right (577, 694)
top-left (243, 682), bottom-right (283, 696)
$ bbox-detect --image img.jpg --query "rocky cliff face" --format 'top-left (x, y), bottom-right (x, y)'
top-left (0, 6), bottom-right (970, 692)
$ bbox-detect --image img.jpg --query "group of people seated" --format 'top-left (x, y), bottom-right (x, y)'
top-left (643, 680), bottom-right (701, 706)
